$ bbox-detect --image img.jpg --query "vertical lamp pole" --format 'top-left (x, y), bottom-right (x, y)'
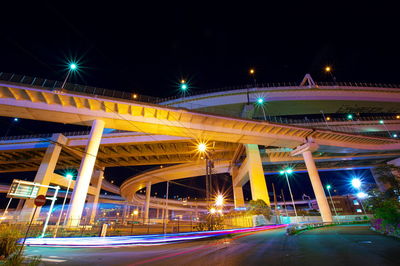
top-left (61, 62), bottom-right (78, 89)
top-left (180, 79), bottom-right (188, 106)
top-left (41, 186), bottom-right (59, 237)
top-left (163, 181), bottom-right (169, 234)
top-left (280, 169), bottom-right (298, 222)
top-left (326, 185), bottom-right (338, 222)
top-left (54, 173), bottom-right (74, 236)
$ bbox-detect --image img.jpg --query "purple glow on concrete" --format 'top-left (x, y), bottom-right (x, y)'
top-left (23, 224), bottom-right (287, 248)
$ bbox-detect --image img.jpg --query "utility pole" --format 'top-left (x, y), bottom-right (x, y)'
top-left (281, 189), bottom-right (289, 217)
top-left (272, 183), bottom-right (280, 224)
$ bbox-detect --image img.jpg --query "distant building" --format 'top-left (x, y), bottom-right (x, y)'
top-left (311, 195), bottom-right (368, 215)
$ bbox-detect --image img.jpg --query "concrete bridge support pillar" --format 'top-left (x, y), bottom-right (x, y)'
top-left (144, 181), bottom-right (151, 222)
top-left (66, 119), bottom-right (105, 226)
top-left (233, 186), bottom-right (245, 208)
top-left (292, 143), bottom-right (332, 223)
top-left (88, 168), bottom-right (104, 224)
top-left (19, 133), bottom-right (66, 222)
top-left (246, 144), bottom-right (270, 205)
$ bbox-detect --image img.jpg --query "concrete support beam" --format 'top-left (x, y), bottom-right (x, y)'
top-left (233, 186), bottom-right (245, 208)
top-left (245, 144), bottom-right (270, 205)
top-left (144, 181), bottom-right (151, 222)
top-left (292, 142), bottom-right (333, 223)
top-left (66, 120), bottom-right (105, 226)
top-left (20, 133), bottom-right (66, 222)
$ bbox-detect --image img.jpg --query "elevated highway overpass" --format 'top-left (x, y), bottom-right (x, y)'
top-left (1, 74), bottom-right (400, 225)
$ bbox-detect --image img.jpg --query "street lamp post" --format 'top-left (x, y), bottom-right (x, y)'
top-left (324, 66), bottom-right (337, 84)
top-left (61, 63), bottom-right (78, 89)
top-left (351, 178), bottom-right (367, 215)
top-left (247, 68), bottom-right (256, 104)
top-left (61, 173), bottom-right (74, 226)
top-left (180, 79), bottom-right (188, 105)
top-left (256, 97), bottom-right (269, 121)
top-left (325, 185), bottom-right (339, 222)
top-left (163, 181), bottom-right (169, 234)
top-left (280, 169), bottom-right (298, 222)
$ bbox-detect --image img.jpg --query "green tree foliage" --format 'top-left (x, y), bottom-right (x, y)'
top-left (246, 199), bottom-right (272, 219)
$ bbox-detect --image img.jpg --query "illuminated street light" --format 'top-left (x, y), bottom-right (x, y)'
top-left (379, 120), bottom-right (384, 124)
top-left (197, 142), bottom-right (207, 153)
top-left (180, 83), bottom-right (188, 91)
top-left (61, 62), bottom-right (79, 89)
top-left (279, 168), bottom-right (298, 221)
top-left (347, 114), bottom-right (353, 120)
top-left (69, 63), bottom-right (77, 70)
top-left (209, 207), bottom-right (216, 214)
top-left (54, 171), bottom-right (75, 236)
top-left (357, 191), bottom-right (368, 199)
top-left (13, 118), bottom-right (19, 122)
top-left (215, 194), bottom-right (224, 206)
top-left (393, 134), bottom-right (398, 138)
top-left (133, 209), bottom-right (139, 215)
top-left (351, 178), bottom-right (362, 189)
top-left (324, 65), bottom-right (337, 83)
top-left (255, 97), bottom-right (268, 121)
top-left (247, 68), bottom-right (256, 104)
top-left (325, 184), bottom-right (339, 221)
top-left (356, 191), bottom-right (368, 215)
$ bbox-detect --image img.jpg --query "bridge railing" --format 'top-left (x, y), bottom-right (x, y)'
top-left (157, 81), bottom-right (400, 104)
top-left (1, 114), bottom-right (397, 142)
top-left (0, 129), bottom-right (137, 141)
top-left (0, 72), bottom-right (160, 103)
top-left (2, 72), bottom-right (400, 105)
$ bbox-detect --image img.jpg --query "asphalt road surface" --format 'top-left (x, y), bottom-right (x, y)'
top-left (26, 225), bottom-right (400, 266)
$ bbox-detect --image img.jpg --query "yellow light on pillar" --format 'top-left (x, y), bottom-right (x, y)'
top-left (197, 142), bottom-right (207, 153)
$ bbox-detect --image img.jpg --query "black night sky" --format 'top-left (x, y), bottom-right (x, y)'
top-left (0, 2), bottom-right (398, 206)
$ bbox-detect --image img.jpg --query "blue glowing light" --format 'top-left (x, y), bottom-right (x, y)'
top-left (257, 98), bottom-right (264, 104)
top-left (351, 178), bottom-right (362, 189)
top-left (65, 173), bottom-right (74, 179)
top-left (347, 114), bottom-right (353, 120)
top-left (13, 118), bottom-right (19, 122)
top-left (69, 63), bottom-right (78, 70)
top-left (357, 191), bottom-right (367, 199)
top-left (180, 83), bottom-right (188, 90)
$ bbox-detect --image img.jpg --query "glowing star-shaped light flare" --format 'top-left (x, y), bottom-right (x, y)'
top-left (197, 143), bottom-right (207, 153)
top-left (215, 194), bottom-right (224, 206)
top-left (351, 178), bottom-right (362, 189)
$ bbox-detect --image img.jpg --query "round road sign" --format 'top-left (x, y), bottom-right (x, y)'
top-left (34, 195), bottom-right (46, 207)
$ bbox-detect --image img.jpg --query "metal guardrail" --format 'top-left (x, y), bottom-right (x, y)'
top-left (157, 81), bottom-right (400, 103)
top-left (2, 72), bottom-right (400, 105)
top-left (1, 115), bottom-right (398, 142)
top-left (0, 72), bottom-right (160, 103)
top-left (0, 129), bottom-right (135, 141)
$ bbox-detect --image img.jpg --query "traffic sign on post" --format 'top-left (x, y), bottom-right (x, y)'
top-left (34, 195), bottom-right (46, 207)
